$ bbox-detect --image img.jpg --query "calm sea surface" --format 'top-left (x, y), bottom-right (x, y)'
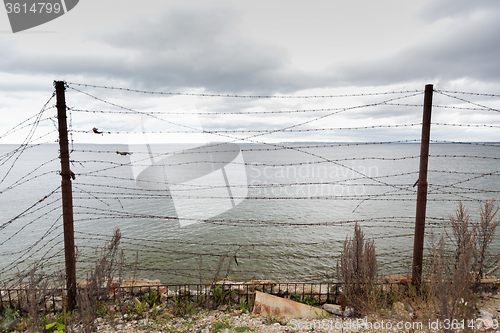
top-left (1, 143), bottom-right (499, 283)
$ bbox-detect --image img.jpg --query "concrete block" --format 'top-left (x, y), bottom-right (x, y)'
top-left (252, 291), bottom-right (329, 319)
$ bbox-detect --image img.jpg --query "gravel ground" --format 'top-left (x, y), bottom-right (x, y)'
top-left (4, 302), bottom-right (500, 332)
top-left (49, 291), bottom-right (500, 332)
top-left (85, 293), bottom-right (500, 333)
top-left (90, 308), bottom-right (498, 333)
top-left (93, 310), bottom-right (389, 333)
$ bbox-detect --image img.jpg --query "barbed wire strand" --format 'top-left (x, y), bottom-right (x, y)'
top-left (66, 82), bottom-right (422, 99)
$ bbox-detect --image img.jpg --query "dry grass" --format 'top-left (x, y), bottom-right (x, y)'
top-left (22, 265), bottom-right (49, 332)
top-left (75, 228), bottom-right (123, 332)
top-left (337, 201), bottom-right (499, 329)
top-left (338, 222), bottom-right (378, 315)
top-left (390, 203), bottom-right (486, 330)
top-left (430, 236), bottom-right (476, 329)
top-left (446, 200), bottom-right (500, 283)
top-left (475, 199), bottom-right (500, 280)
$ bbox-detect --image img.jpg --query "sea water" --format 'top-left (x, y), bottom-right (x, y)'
top-left (0, 143), bottom-right (498, 284)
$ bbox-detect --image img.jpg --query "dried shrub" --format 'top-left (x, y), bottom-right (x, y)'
top-left (474, 199), bottom-right (500, 279)
top-left (338, 222), bottom-right (378, 314)
top-left (75, 228), bottom-right (123, 332)
top-left (448, 201), bottom-right (473, 265)
top-left (447, 200), bottom-right (500, 282)
top-left (417, 201), bottom-right (493, 330)
top-left (18, 265), bottom-right (50, 333)
top-left (429, 236), bottom-right (476, 331)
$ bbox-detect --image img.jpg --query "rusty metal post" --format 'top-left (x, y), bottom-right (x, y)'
top-left (412, 84), bottom-right (433, 288)
top-left (55, 81), bottom-right (76, 311)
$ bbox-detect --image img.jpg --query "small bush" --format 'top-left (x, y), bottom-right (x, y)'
top-left (338, 222), bottom-right (378, 314)
top-left (75, 228), bottom-right (123, 332)
top-left (170, 296), bottom-right (195, 317)
top-left (431, 236), bottom-right (476, 326)
top-left (474, 199), bottom-right (500, 280)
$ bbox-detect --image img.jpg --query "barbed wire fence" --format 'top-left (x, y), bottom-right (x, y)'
top-left (0, 82), bottom-right (499, 294)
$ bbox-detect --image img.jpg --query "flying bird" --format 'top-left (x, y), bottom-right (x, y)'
top-left (116, 151), bottom-right (132, 156)
top-left (92, 127), bottom-right (103, 135)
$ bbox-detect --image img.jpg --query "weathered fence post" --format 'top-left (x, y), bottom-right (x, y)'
top-left (412, 84), bottom-right (433, 288)
top-left (55, 81), bottom-right (77, 311)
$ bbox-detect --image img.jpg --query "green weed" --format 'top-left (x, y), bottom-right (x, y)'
top-left (145, 289), bottom-right (159, 306)
top-left (1, 308), bottom-right (21, 332)
top-left (45, 321), bottom-right (65, 333)
top-left (239, 298), bottom-right (252, 313)
top-left (315, 310), bottom-right (329, 320)
top-left (264, 315), bottom-right (289, 326)
top-left (234, 326), bottom-right (255, 332)
top-left (213, 285), bottom-right (235, 306)
top-left (151, 303), bottom-right (165, 317)
top-left (96, 301), bottom-right (110, 317)
top-left (2, 308), bottom-right (19, 322)
top-left (292, 295), bottom-right (317, 306)
top-left (171, 297), bottom-right (195, 317)
top-left (44, 313), bottom-right (69, 333)
top-left (134, 299), bottom-right (148, 316)
top-left (211, 318), bottom-right (232, 333)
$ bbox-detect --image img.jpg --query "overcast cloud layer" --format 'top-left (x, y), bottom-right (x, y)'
top-left (0, 0), bottom-right (499, 143)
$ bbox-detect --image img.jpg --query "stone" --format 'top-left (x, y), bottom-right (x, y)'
top-left (160, 289), bottom-right (175, 302)
top-left (382, 275), bottom-right (401, 284)
top-left (382, 275), bottom-right (412, 285)
top-left (271, 282), bottom-right (331, 302)
top-left (480, 309), bottom-right (494, 319)
top-left (252, 291), bottom-right (329, 319)
top-left (3, 318), bottom-right (21, 332)
top-left (321, 303), bottom-right (355, 317)
top-left (245, 280), bottom-right (277, 293)
top-left (78, 276), bottom-right (122, 288)
top-left (121, 277), bottom-right (161, 295)
top-left (46, 297), bottom-right (63, 312)
top-left (228, 282), bottom-right (248, 295)
top-left (177, 287), bottom-right (191, 297)
top-left (475, 275), bottom-right (500, 293)
top-left (1, 288), bottom-right (25, 308)
top-left (133, 297), bottom-right (141, 308)
top-left (393, 301), bottom-right (409, 317)
top-left (479, 318), bottom-right (497, 331)
top-left (138, 318), bottom-right (150, 326)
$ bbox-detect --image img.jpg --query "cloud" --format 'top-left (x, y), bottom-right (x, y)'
top-left (417, 0), bottom-right (500, 23)
top-left (93, 5), bottom-right (318, 93)
top-left (327, 1), bottom-right (500, 88)
top-left (0, 5), bottom-right (320, 95)
top-left (0, 0), bottom-right (499, 113)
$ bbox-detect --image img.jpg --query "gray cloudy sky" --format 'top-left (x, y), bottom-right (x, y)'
top-left (0, 0), bottom-right (499, 144)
